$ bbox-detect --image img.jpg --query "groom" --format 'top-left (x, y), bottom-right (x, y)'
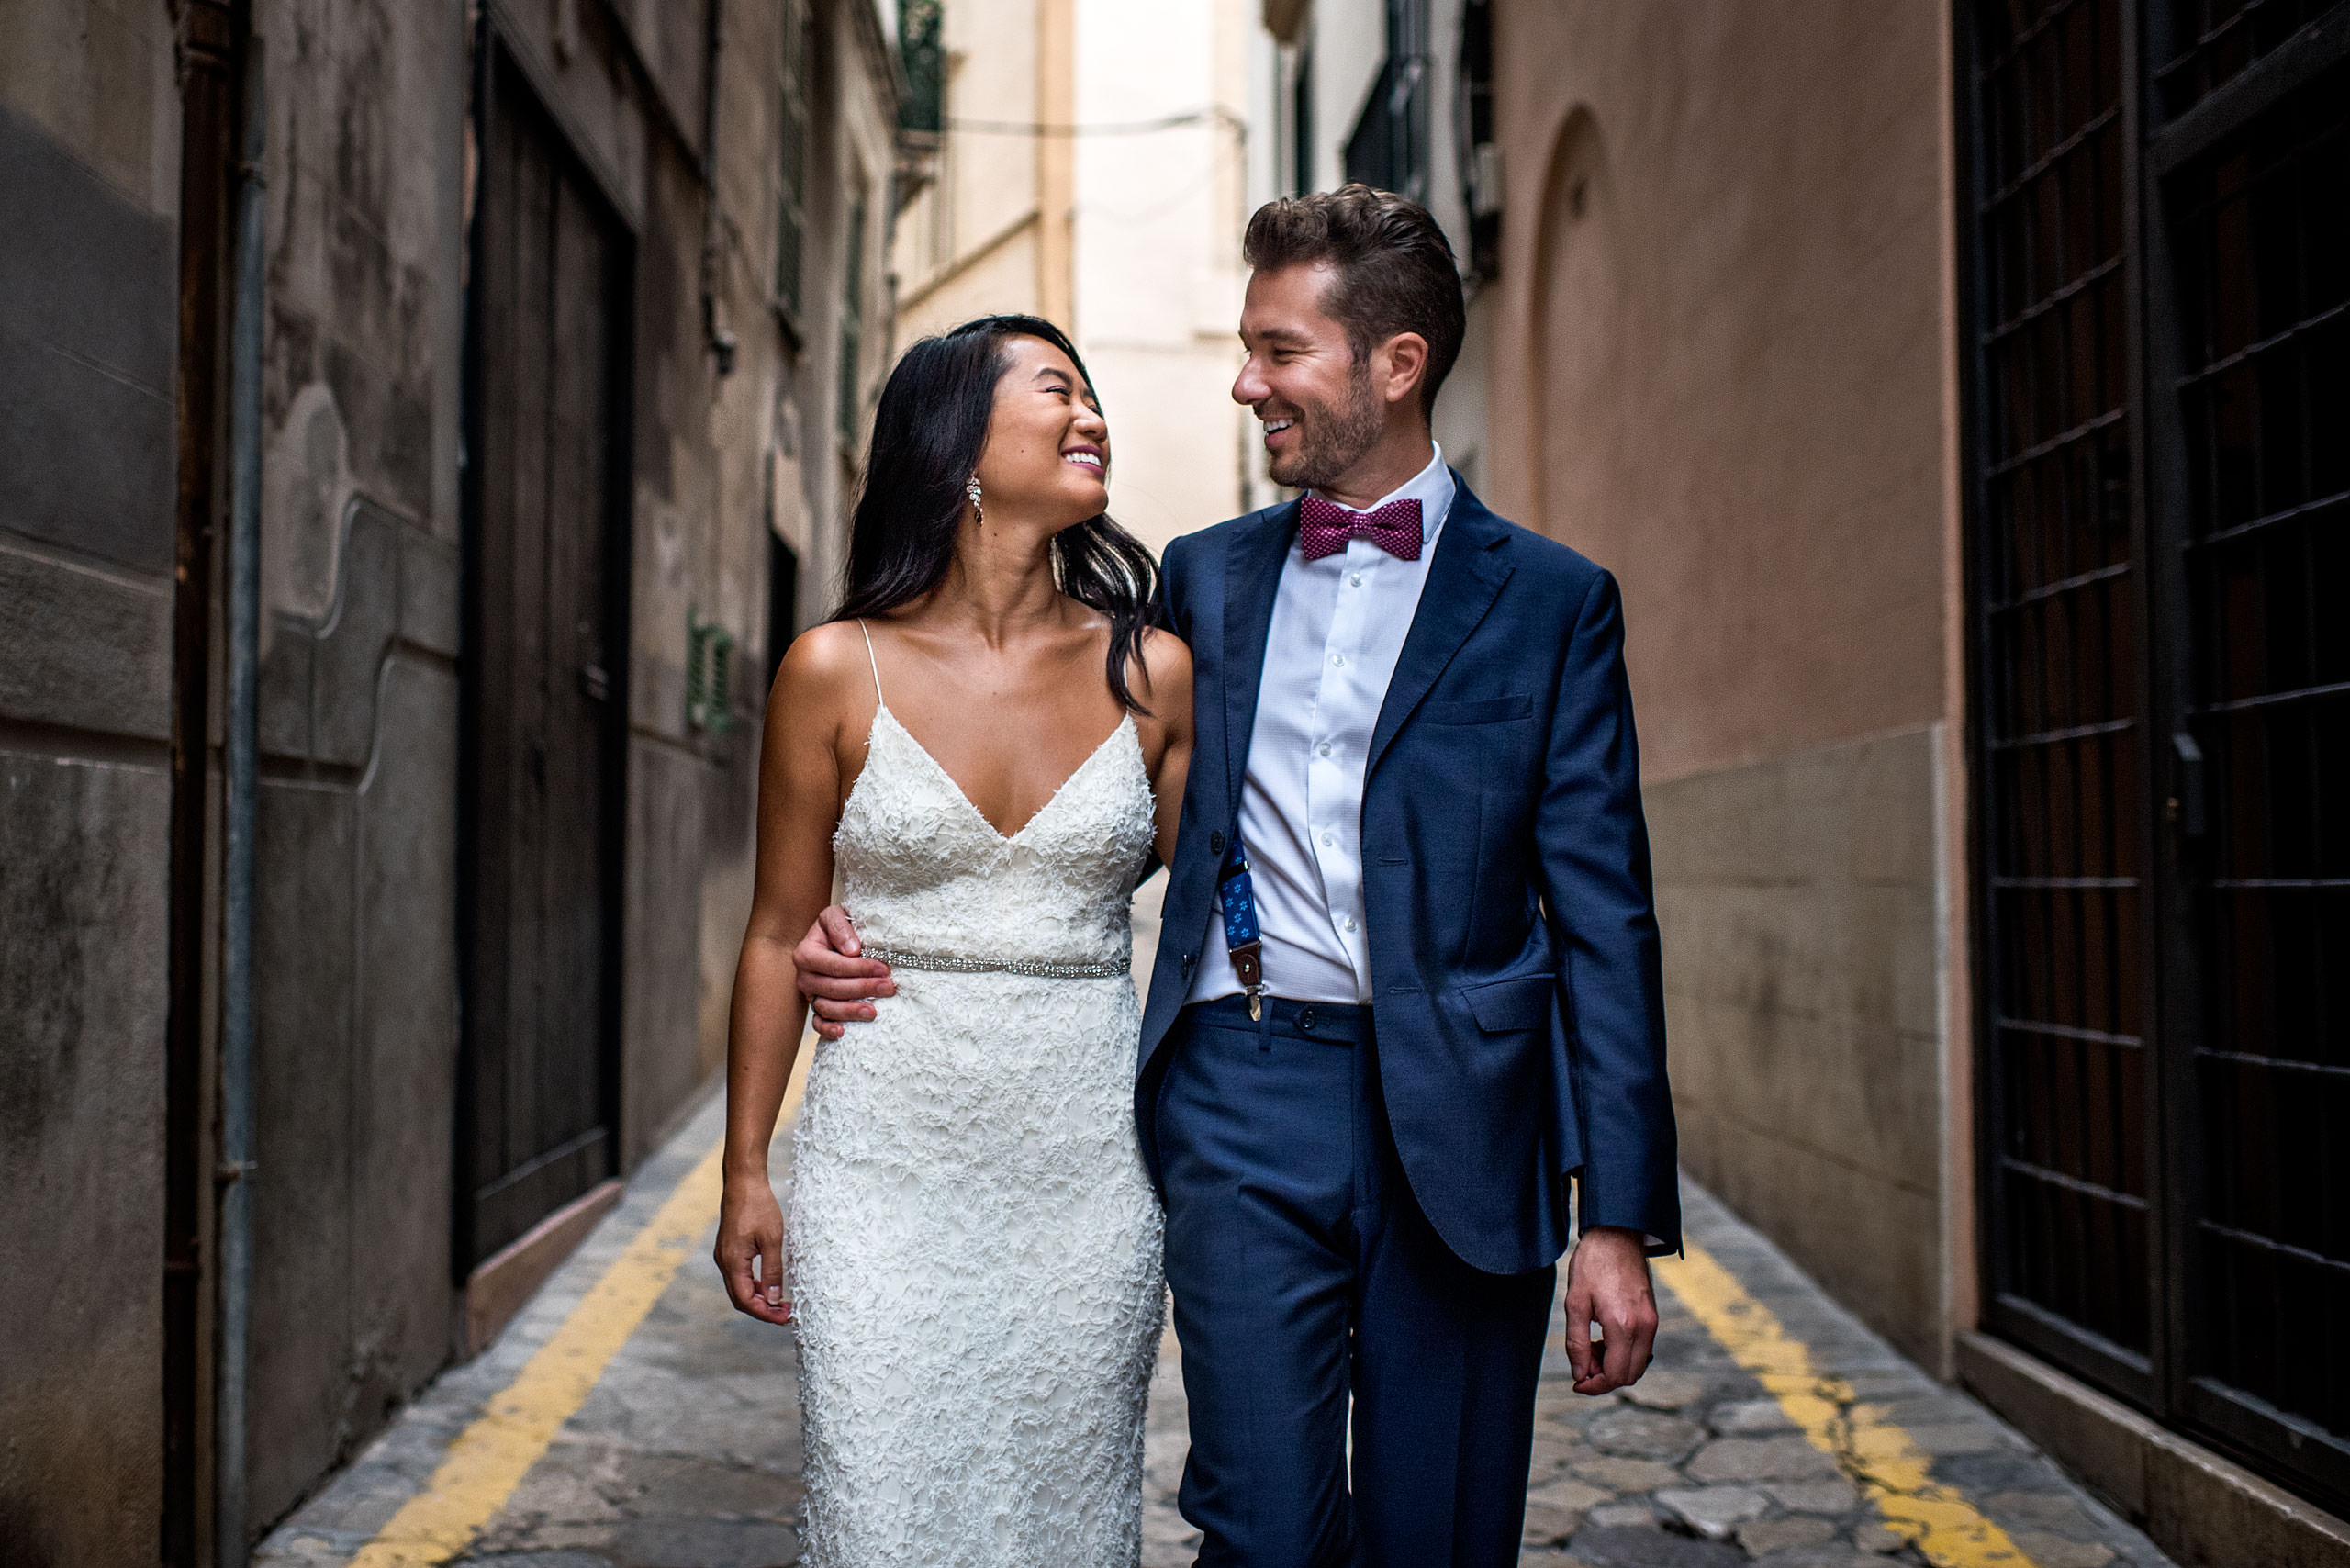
top-left (801, 185), bottom-right (1678, 1565)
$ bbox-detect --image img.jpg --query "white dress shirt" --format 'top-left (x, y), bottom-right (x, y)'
top-left (1189, 444), bottom-right (1457, 1006)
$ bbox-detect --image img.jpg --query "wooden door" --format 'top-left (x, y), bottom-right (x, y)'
top-left (461, 49), bottom-right (629, 1269)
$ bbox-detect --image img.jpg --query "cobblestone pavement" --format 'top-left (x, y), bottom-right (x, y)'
top-left (1139, 1180), bottom-right (2173, 1568)
top-left (263, 1082), bottom-right (2175, 1568)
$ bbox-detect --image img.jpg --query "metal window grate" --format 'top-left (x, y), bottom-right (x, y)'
top-left (1967, 0), bottom-right (2350, 1507)
top-left (2156, 0), bottom-right (2344, 114)
top-left (687, 614), bottom-right (734, 734)
top-left (2166, 52), bottom-right (2350, 1461)
top-left (1970, 0), bottom-right (2155, 1361)
top-left (898, 0), bottom-right (944, 135)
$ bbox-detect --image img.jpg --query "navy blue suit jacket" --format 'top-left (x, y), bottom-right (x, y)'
top-left (1136, 478), bottom-right (1681, 1274)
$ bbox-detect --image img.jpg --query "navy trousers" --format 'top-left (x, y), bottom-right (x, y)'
top-left (1153, 995), bottom-right (1558, 1568)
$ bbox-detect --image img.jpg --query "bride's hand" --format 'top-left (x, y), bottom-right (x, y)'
top-left (715, 1175), bottom-right (795, 1326)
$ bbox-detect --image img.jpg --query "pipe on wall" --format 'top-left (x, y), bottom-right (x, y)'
top-left (700, 0), bottom-right (734, 375)
top-left (216, 13), bottom-right (266, 1565)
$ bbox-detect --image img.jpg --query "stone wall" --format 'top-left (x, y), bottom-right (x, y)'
top-left (0, 0), bottom-right (898, 1555)
top-left (1647, 727), bottom-right (1948, 1368)
top-left (0, 5), bottom-right (184, 1555)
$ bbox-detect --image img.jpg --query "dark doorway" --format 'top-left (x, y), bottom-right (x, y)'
top-left (459, 45), bottom-right (631, 1271)
top-left (1961, 0), bottom-right (2350, 1510)
top-left (767, 532), bottom-right (800, 693)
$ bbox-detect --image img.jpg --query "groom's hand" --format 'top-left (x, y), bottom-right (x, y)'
top-left (1564, 1225), bottom-right (1659, 1395)
top-left (795, 904), bottom-right (894, 1041)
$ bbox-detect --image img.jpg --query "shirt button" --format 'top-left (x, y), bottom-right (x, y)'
top-left (1349, 574), bottom-right (1363, 587)
top-left (1317, 742), bottom-right (1332, 756)
top-left (1342, 916), bottom-right (1358, 932)
top-left (1323, 833), bottom-right (1336, 848)
top-left (1331, 653), bottom-right (1346, 667)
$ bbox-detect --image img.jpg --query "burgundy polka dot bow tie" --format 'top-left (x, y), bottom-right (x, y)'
top-left (1297, 495), bottom-right (1424, 563)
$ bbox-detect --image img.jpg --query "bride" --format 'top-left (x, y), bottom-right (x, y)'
top-left (713, 315), bottom-right (1192, 1566)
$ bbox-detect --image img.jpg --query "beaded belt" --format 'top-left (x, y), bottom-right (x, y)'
top-left (860, 942), bottom-right (1129, 980)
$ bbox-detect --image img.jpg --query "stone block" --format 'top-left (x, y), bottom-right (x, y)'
top-left (1954, 1331), bottom-right (2146, 1517)
top-left (1589, 1407), bottom-right (1707, 1461)
top-left (1740, 1516), bottom-right (1838, 1554)
top-left (261, 619), bottom-right (317, 759)
top-left (351, 655), bottom-right (461, 1378)
top-left (1957, 1329), bottom-right (2350, 1567)
top-left (1655, 1484), bottom-right (1766, 1538)
top-left (1624, 1369), bottom-right (1707, 1411)
top-left (1570, 1522), bottom-right (1742, 1566)
top-left (623, 737), bottom-right (711, 1167)
top-left (1684, 1436), bottom-right (1840, 1484)
top-left (0, 540), bottom-right (173, 741)
top-left (2009, 1533), bottom-right (2115, 1568)
top-left (0, 749), bottom-right (169, 1565)
top-left (1574, 1455), bottom-right (1689, 1493)
top-left (1852, 1520), bottom-right (1911, 1552)
top-left (248, 779), bottom-right (359, 1528)
top-left (1710, 1398), bottom-right (1795, 1435)
top-left (0, 99), bottom-right (175, 574)
top-left (1674, 1107), bottom-right (1942, 1368)
top-left (310, 502), bottom-right (403, 769)
top-left (399, 523), bottom-right (461, 658)
top-left (1641, 728), bottom-right (1946, 1365)
top-left (2143, 1427), bottom-right (2350, 1568)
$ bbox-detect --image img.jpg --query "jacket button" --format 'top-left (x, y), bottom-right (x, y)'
top-left (1209, 830), bottom-right (1226, 855)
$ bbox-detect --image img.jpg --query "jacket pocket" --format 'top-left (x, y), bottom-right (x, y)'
top-left (1461, 974), bottom-right (1555, 1033)
top-left (1418, 692), bottom-right (1535, 725)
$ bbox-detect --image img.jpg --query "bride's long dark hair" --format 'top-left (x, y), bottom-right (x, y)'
top-left (832, 316), bottom-right (1161, 711)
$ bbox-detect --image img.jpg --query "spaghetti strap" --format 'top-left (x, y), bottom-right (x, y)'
top-left (856, 619), bottom-right (884, 706)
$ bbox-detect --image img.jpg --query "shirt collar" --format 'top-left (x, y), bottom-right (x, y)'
top-left (1305, 442), bottom-right (1455, 551)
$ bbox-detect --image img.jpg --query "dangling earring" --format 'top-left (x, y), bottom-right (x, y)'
top-left (966, 476), bottom-right (984, 521)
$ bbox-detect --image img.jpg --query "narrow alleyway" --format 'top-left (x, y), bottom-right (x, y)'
top-left (255, 1068), bottom-right (2174, 1568)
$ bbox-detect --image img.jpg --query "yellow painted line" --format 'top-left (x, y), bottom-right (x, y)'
top-left (1656, 1242), bottom-right (2036, 1568)
top-left (351, 1058), bottom-right (810, 1568)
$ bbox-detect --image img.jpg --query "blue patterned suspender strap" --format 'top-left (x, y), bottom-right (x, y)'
top-left (1216, 839), bottom-right (1265, 1020)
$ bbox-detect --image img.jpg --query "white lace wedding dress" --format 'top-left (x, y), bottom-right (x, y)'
top-left (788, 628), bottom-right (1166, 1567)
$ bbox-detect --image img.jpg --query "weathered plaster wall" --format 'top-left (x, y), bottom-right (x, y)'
top-left (1487, 0), bottom-right (1963, 1363)
top-left (1487, 0), bottom-right (1952, 784)
top-left (243, 0), bottom-right (471, 1527)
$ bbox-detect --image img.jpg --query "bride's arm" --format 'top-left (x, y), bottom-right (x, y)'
top-left (1135, 628), bottom-right (1194, 868)
top-left (715, 626), bottom-right (859, 1325)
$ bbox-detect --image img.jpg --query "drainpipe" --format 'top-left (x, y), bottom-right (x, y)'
top-left (216, 16), bottom-right (266, 1568)
top-left (700, 0), bottom-right (734, 375)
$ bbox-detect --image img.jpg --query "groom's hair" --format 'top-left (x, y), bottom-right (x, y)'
top-left (1243, 184), bottom-right (1465, 418)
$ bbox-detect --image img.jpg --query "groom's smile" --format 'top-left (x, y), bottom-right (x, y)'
top-left (1234, 260), bottom-right (1422, 503)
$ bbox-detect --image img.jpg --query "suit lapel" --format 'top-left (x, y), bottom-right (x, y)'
top-left (1366, 480), bottom-right (1514, 778)
top-left (1218, 499), bottom-right (1299, 819)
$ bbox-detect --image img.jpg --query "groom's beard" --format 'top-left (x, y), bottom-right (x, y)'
top-left (1266, 362), bottom-right (1382, 492)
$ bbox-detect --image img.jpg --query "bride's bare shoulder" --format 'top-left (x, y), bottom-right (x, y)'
top-left (1128, 626), bottom-right (1192, 720)
top-left (770, 620), bottom-right (878, 721)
